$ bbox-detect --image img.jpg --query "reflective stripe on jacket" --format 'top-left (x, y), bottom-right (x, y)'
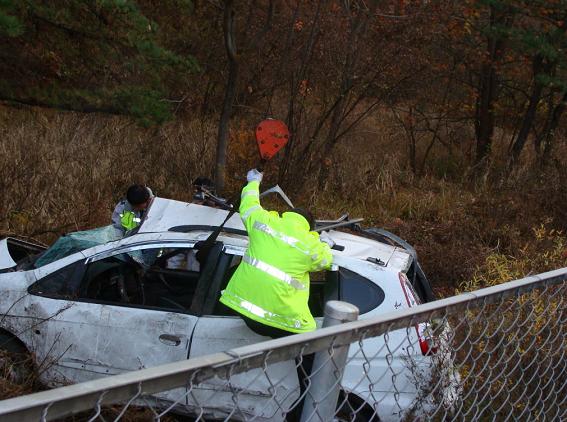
top-left (120, 211), bottom-right (141, 231)
top-left (219, 181), bottom-right (332, 333)
top-left (111, 201), bottom-right (143, 234)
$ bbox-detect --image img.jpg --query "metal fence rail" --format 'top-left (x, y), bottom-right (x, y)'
top-left (0, 268), bottom-right (565, 421)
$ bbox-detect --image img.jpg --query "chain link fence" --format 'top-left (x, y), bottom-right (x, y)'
top-left (0, 268), bottom-right (565, 421)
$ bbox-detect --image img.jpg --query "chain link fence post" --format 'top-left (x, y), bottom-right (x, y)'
top-left (300, 300), bottom-right (359, 422)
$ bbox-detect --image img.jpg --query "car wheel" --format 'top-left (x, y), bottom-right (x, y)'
top-left (334, 391), bottom-right (380, 422)
top-left (0, 333), bottom-right (34, 385)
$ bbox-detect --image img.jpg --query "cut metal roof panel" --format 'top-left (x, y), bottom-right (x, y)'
top-left (138, 197), bottom-right (245, 233)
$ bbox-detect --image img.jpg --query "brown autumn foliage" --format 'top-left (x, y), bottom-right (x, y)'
top-left (1, 0), bottom-right (567, 412)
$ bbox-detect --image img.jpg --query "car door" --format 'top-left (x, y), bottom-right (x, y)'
top-left (28, 243), bottom-right (201, 406)
top-left (188, 247), bottom-right (299, 421)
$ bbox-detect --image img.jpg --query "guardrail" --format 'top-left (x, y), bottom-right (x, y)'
top-left (0, 268), bottom-right (565, 421)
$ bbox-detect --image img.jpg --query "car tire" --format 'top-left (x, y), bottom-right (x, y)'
top-left (335, 391), bottom-right (380, 422)
top-left (0, 332), bottom-right (34, 385)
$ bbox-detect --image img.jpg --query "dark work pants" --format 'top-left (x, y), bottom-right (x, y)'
top-left (240, 315), bottom-right (314, 422)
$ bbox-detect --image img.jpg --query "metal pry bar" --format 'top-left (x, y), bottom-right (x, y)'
top-left (316, 214), bottom-right (349, 224)
top-left (314, 218), bottom-right (364, 232)
top-left (260, 185), bottom-right (295, 209)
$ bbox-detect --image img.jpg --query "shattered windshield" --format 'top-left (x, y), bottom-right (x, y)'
top-left (34, 225), bottom-right (121, 268)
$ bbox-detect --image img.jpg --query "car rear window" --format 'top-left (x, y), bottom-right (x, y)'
top-left (339, 268), bottom-right (385, 314)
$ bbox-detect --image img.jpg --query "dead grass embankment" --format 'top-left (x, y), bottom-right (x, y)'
top-left (1, 104), bottom-right (566, 294)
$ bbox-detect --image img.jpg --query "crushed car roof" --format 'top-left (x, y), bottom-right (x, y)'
top-left (137, 197), bottom-right (412, 273)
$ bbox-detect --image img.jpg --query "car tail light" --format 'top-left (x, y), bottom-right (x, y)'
top-left (398, 272), bottom-right (438, 356)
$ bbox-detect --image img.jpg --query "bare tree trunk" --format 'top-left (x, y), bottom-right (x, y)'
top-left (279, 1), bottom-right (323, 186)
top-left (474, 5), bottom-right (510, 168)
top-left (215, 0), bottom-right (238, 194)
top-left (392, 106), bottom-right (418, 175)
top-left (314, 1), bottom-right (378, 188)
top-left (474, 63), bottom-right (497, 165)
top-left (407, 108), bottom-right (417, 175)
top-left (539, 90), bottom-right (567, 166)
top-left (509, 55), bottom-right (546, 166)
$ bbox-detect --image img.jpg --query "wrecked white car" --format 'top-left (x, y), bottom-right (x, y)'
top-left (0, 195), bottom-right (451, 421)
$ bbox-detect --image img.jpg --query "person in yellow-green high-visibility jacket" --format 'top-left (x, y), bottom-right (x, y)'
top-left (220, 168), bottom-right (334, 336)
top-left (111, 185), bottom-right (154, 236)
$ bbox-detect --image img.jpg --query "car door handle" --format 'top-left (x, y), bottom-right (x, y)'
top-left (159, 334), bottom-right (181, 346)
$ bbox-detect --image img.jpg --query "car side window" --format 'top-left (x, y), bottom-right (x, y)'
top-left (339, 268), bottom-right (385, 314)
top-left (207, 252), bottom-right (242, 316)
top-left (78, 247), bottom-right (203, 312)
top-left (29, 261), bottom-right (84, 298)
top-left (308, 270), bottom-right (331, 317)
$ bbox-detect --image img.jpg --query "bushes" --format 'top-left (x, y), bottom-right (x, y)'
top-left (462, 224), bottom-right (567, 291)
top-left (450, 226), bottom-right (566, 419)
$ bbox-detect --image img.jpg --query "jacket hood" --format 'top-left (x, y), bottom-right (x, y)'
top-left (282, 211), bottom-right (310, 232)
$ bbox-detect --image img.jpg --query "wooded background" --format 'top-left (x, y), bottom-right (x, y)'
top-left (1, 0), bottom-right (566, 292)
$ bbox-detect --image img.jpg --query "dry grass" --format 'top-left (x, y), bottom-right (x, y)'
top-left (0, 350), bottom-right (185, 420)
top-left (0, 105), bottom-right (217, 244)
top-left (1, 104), bottom-right (566, 289)
top-left (1, 103), bottom-right (566, 418)
top-left (0, 350), bottom-right (40, 399)
top-left (451, 227), bottom-right (567, 419)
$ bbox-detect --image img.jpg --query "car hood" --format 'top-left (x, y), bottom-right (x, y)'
top-left (0, 238), bottom-right (18, 270)
top-left (0, 237), bottom-right (45, 271)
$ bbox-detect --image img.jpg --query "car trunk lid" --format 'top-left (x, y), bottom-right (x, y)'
top-left (328, 230), bottom-right (412, 272)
